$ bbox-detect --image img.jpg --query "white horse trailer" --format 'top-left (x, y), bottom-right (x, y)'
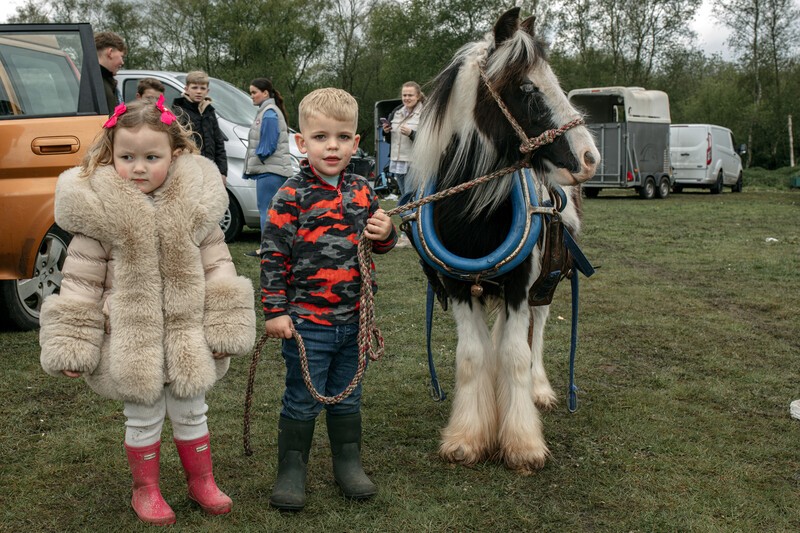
top-left (568, 86), bottom-right (672, 199)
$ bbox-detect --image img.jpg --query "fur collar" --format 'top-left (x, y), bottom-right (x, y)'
top-left (55, 153), bottom-right (226, 243)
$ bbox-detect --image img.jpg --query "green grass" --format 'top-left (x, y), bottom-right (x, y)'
top-left (1, 188), bottom-right (799, 531)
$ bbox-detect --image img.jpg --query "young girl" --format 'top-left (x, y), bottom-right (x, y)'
top-left (39, 96), bottom-right (256, 526)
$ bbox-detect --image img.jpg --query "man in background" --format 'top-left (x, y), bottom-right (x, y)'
top-left (94, 31), bottom-right (126, 112)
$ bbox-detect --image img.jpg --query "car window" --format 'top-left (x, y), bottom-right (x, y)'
top-left (671, 127), bottom-right (706, 148)
top-left (120, 77), bottom-right (182, 104)
top-left (207, 77), bottom-right (257, 126)
top-left (0, 33), bottom-right (82, 117)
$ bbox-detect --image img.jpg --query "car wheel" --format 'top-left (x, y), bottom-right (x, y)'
top-left (639, 177), bottom-right (656, 199)
top-left (0, 226), bottom-right (71, 330)
top-left (732, 173), bottom-right (743, 193)
top-left (220, 192), bottom-right (243, 243)
top-left (710, 171), bottom-right (723, 194)
top-left (656, 176), bottom-right (670, 199)
top-left (583, 187), bottom-right (600, 198)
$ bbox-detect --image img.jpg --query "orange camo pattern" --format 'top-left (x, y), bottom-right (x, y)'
top-left (260, 165), bottom-right (395, 326)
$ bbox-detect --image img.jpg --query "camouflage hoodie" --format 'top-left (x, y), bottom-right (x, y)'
top-left (260, 162), bottom-right (397, 326)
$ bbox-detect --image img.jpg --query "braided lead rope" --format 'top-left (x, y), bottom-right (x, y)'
top-left (477, 62), bottom-right (584, 154)
top-left (243, 332), bottom-right (270, 456)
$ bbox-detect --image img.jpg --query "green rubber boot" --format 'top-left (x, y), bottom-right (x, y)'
top-left (269, 416), bottom-right (315, 511)
top-left (326, 412), bottom-right (377, 500)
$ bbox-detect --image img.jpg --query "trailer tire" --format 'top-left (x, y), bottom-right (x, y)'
top-left (639, 177), bottom-right (656, 199)
top-left (584, 188), bottom-right (600, 198)
top-left (656, 176), bottom-right (670, 199)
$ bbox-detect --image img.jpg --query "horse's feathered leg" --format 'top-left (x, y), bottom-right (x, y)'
top-left (494, 304), bottom-right (549, 474)
top-left (530, 304), bottom-right (557, 409)
top-left (439, 299), bottom-right (498, 465)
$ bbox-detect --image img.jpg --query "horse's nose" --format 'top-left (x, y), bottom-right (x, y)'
top-left (584, 151), bottom-right (597, 167)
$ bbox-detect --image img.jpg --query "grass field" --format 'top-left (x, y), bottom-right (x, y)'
top-left (1, 186), bottom-right (798, 532)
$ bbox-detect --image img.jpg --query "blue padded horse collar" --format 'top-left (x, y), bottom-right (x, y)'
top-left (401, 167), bottom-right (552, 282)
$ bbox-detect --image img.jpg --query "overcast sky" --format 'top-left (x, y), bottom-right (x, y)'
top-left (0, 0), bottom-right (734, 58)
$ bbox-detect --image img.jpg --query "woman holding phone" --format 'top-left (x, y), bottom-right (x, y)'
top-left (381, 81), bottom-right (424, 199)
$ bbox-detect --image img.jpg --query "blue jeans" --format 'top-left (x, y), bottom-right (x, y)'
top-left (255, 173), bottom-right (286, 232)
top-left (280, 321), bottom-right (365, 421)
top-left (392, 173), bottom-right (407, 197)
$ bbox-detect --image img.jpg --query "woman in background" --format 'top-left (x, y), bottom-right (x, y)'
top-left (243, 78), bottom-right (294, 257)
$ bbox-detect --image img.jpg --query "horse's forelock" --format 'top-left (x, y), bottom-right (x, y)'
top-left (485, 29), bottom-right (546, 87)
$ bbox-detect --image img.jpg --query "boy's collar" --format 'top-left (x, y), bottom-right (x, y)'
top-left (302, 160), bottom-right (343, 187)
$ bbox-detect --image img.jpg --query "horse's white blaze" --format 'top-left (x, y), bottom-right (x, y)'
top-left (531, 62), bottom-right (600, 184)
top-left (440, 300), bottom-right (498, 462)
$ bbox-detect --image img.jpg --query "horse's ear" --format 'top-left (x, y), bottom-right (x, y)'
top-left (521, 15), bottom-right (536, 36)
top-left (494, 7), bottom-right (521, 46)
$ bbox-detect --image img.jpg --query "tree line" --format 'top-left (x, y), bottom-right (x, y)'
top-left (9, 0), bottom-right (800, 169)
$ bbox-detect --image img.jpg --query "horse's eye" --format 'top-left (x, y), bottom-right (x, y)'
top-left (520, 82), bottom-right (538, 94)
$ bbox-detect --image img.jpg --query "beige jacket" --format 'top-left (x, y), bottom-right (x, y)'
top-left (39, 154), bottom-right (256, 405)
top-left (389, 103), bottom-right (423, 163)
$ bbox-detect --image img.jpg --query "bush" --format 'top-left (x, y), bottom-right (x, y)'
top-left (744, 166), bottom-right (799, 189)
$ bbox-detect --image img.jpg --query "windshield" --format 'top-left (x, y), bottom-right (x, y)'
top-left (671, 126), bottom-right (706, 148)
top-left (175, 74), bottom-right (256, 126)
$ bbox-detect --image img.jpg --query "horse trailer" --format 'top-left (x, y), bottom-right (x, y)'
top-left (568, 86), bottom-right (673, 199)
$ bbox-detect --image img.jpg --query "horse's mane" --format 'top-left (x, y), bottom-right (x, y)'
top-left (408, 25), bottom-right (548, 216)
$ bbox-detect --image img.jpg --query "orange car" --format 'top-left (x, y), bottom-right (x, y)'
top-left (0, 23), bottom-right (108, 329)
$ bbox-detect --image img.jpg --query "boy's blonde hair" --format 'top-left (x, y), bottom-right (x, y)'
top-left (185, 70), bottom-right (210, 86)
top-left (80, 98), bottom-right (199, 178)
top-left (298, 88), bottom-right (358, 131)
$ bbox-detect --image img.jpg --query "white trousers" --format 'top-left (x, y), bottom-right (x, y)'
top-left (123, 387), bottom-right (208, 447)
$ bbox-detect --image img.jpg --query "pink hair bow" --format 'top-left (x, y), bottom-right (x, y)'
top-left (156, 94), bottom-right (177, 125)
top-left (103, 102), bottom-right (127, 128)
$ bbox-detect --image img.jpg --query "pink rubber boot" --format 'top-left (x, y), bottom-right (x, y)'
top-left (174, 434), bottom-right (232, 515)
top-left (124, 441), bottom-right (176, 526)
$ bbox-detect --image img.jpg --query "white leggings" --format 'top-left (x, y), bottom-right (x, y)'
top-left (123, 387), bottom-right (208, 447)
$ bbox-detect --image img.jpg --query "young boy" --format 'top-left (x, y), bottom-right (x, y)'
top-left (260, 88), bottom-right (396, 511)
top-left (136, 77), bottom-right (165, 100)
top-left (172, 70), bottom-right (227, 181)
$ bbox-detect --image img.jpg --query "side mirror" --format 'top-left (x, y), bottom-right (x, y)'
top-left (738, 143), bottom-right (747, 155)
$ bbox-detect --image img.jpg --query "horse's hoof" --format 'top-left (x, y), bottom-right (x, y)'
top-left (533, 391), bottom-right (558, 410)
top-left (439, 442), bottom-right (484, 466)
top-left (500, 445), bottom-right (549, 473)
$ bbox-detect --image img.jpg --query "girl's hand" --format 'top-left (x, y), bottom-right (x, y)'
top-left (399, 125), bottom-right (411, 136)
top-left (265, 316), bottom-right (293, 339)
top-left (364, 209), bottom-right (393, 242)
top-left (62, 370), bottom-right (81, 378)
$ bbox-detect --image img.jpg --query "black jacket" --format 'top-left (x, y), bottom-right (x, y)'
top-left (100, 65), bottom-right (118, 114)
top-left (172, 96), bottom-right (228, 175)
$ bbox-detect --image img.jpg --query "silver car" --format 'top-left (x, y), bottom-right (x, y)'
top-left (116, 70), bottom-right (301, 241)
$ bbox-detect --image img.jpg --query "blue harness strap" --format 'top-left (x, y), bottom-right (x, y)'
top-left (568, 269), bottom-right (581, 412)
top-left (426, 283), bottom-right (446, 401)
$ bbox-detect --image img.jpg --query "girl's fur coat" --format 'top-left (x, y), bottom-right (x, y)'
top-left (39, 154), bottom-right (256, 405)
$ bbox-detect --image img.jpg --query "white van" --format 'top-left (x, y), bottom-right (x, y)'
top-left (670, 124), bottom-right (744, 193)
